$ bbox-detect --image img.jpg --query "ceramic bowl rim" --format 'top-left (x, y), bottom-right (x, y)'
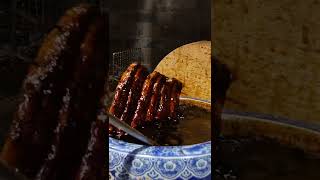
top-left (109, 96), bottom-right (212, 158)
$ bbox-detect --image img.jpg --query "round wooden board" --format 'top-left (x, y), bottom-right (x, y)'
top-left (155, 41), bottom-right (211, 101)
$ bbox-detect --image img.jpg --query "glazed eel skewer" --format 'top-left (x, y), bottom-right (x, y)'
top-left (0, 4), bottom-right (97, 177)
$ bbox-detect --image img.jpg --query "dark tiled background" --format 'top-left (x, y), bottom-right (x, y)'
top-left (104, 0), bottom-right (211, 69)
top-left (0, 0), bottom-right (210, 146)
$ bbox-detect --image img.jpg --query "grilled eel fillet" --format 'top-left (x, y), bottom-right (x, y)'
top-left (155, 80), bottom-right (172, 121)
top-left (0, 4), bottom-right (97, 177)
top-left (108, 63), bottom-right (141, 118)
top-left (145, 75), bottom-right (166, 122)
top-left (35, 16), bottom-right (107, 180)
top-left (120, 66), bottom-right (149, 125)
top-left (108, 63), bottom-right (143, 135)
top-left (131, 71), bottom-right (161, 128)
top-left (111, 66), bottom-right (149, 136)
top-left (108, 63), bottom-right (183, 138)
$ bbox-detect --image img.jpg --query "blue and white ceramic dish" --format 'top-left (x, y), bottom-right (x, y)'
top-left (109, 97), bottom-right (212, 180)
top-left (109, 138), bottom-right (211, 180)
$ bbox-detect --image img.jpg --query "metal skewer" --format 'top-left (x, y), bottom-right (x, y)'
top-left (107, 113), bottom-right (159, 146)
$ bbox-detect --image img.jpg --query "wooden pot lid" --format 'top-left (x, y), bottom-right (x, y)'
top-left (155, 41), bottom-right (211, 102)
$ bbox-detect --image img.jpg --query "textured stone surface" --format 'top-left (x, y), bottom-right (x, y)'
top-left (213, 0), bottom-right (320, 123)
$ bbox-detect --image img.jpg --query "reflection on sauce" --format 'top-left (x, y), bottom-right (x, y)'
top-left (113, 104), bottom-right (211, 146)
top-left (175, 104), bottom-right (211, 145)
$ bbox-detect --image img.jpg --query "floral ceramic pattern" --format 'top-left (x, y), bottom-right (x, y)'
top-left (109, 137), bottom-right (211, 180)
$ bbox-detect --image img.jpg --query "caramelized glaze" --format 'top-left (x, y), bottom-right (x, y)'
top-left (35, 16), bottom-right (106, 180)
top-left (131, 71), bottom-right (161, 128)
top-left (1, 4), bottom-right (97, 177)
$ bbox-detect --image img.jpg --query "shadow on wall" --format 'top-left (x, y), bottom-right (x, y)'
top-left (106, 0), bottom-right (211, 69)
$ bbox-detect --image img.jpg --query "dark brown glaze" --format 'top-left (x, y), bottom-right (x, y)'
top-left (120, 66), bottom-right (148, 124)
top-left (34, 3), bottom-right (97, 67)
top-left (131, 71), bottom-right (160, 128)
top-left (35, 16), bottom-right (107, 180)
top-left (0, 4), bottom-right (97, 177)
top-left (111, 66), bottom-right (148, 137)
top-left (75, 14), bottom-right (109, 180)
top-left (75, 106), bottom-right (108, 180)
top-left (145, 75), bottom-right (166, 122)
top-left (155, 80), bottom-right (173, 121)
top-left (109, 63), bottom-right (140, 118)
top-left (169, 78), bottom-right (183, 118)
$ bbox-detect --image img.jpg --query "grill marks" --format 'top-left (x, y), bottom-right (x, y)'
top-left (155, 81), bottom-right (172, 121)
top-left (35, 16), bottom-right (107, 180)
top-left (109, 63), bottom-right (140, 118)
top-left (108, 63), bottom-right (183, 139)
top-left (0, 4), bottom-right (98, 177)
top-left (145, 75), bottom-right (166, 122)
top-left (121, 66), bottom-right (148, 124)
top-left (131, 71), bottom-right (161, 128)
top-left (1, 4), bottom-right (110, 179)
top-left (0, 3), bottom-right (182, 177)
top-left (108, 63), bottom-right (143, 136)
